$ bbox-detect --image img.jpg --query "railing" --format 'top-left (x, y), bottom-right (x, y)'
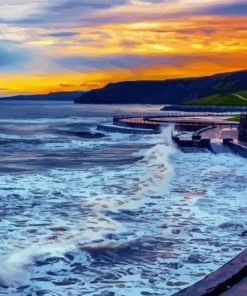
top-left (114, 114), bottom-right (238, 127)
top-left (164, 105), bottom-right (247, 113)
top-left (113, 112), bottom-right (239, 122)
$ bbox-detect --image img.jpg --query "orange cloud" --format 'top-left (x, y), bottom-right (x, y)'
top-left (23, 15), bottom-right (247, 57)
top-left (1, 14), bottom-right (247, 95)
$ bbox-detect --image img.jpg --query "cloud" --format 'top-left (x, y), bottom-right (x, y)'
top-left (0, 1), bottom-right (45, 22)
top-left (46, 31), bottom-right (81, 37)
top-left (59, 82), bottom-right (99, 88)
top-left (59, 83), bottom-right (77, 87)
top-left (0, 41), bottom-right (30, 71)
top-left (51, 0), bottom-right (128, 10)
top-left (0, 0), bottom-right (246, 94)
top-left (207, 2), bottom-right (247, 16)
top-left (90, 0), bottom-right (241, 24)
top-left (0, 0), bottom-right (129, 27)
top-left (1, 0), bottom-right (243, 28)
top-left (55, 54), bottom-right (185, 71)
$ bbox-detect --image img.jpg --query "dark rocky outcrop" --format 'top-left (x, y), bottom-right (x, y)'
top-left (75, 69), bottom-right (247, 104)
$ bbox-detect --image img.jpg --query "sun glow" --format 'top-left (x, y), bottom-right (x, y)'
top-left (0, 1), bottom-right (247, 95)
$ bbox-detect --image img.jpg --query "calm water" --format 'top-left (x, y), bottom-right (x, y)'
top-left (0, 101), bottom-right (246, 296)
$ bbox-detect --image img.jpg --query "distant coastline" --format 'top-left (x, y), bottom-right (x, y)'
top-left (0, 91), bottom-right (84, 101)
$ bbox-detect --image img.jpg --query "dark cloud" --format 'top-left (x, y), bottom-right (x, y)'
top-left (51, 0), bottom-right (127, 10)
top-left (55, 52), bottom-right (247, 74)
top-left (1, 0), bottom-right (129, 27)
top-left (175, 28), bottom-right (216, 35)
top-left (55, 54), bottom-right (190, 71)
top-left (1, 0), bottom-right (246, 29)
top-left (207, 2), bottom-right (247, 16)
top-left (60, 83), bottom-right (77, 87)
top-left (46, 32), bottom-right (81, 37)
top-left (60, 82), bottom-right (100, 89)
top-left (0, 0), bottom-right (209, 28)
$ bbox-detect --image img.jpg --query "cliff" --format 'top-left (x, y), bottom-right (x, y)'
top-left (75, 70), bottom-right (247, 104)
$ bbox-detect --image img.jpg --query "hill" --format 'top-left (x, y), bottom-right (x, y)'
top-left (0, 91), bottom-right (84, 101)
top-left (75, 70), bottom-right (247, 105)
top-left (185, 90), bottom-right (247, 106)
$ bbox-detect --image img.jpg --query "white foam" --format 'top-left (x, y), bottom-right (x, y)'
top-left (0, 122), bottom-right (246, 295)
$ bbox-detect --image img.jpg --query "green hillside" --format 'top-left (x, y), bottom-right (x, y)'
top-left (237, 90), bottom-right (247, 97)
top-left (185, 91), bottom-right (247, 106)
top-left (227, 114), bottom-right (241, 122)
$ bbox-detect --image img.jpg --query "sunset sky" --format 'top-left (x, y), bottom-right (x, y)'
top-left (0, 0), bottom-right (247, 96)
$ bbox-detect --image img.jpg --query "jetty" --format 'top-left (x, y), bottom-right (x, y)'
top-left (97, 112), bottom-right (247, 157)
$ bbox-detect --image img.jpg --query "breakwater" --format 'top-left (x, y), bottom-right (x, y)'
top-left (101, 113), bottom-right (245, 155)
top-left (163, 105), bottom-right (247, 113)
top-left (223, 139), bottom-right (247, 158)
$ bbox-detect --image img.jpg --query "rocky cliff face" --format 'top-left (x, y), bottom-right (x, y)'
top-left (74, 70), bottom-right (247, 104)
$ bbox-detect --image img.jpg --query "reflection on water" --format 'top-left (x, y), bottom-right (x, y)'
top-left (0, 101), bottom-right (246, 296)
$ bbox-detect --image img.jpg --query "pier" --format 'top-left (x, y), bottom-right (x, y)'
top-left (97, 112), bottom-right (247, 156)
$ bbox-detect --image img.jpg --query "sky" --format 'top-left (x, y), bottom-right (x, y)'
top-left (0, 0), bottom-right (247, 96)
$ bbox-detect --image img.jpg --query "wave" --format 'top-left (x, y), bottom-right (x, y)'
top-left (0, 127), bottom-right (175, 288)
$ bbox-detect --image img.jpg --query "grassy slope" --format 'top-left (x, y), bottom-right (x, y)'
top-left (185, 91), bottom-right (247, 106)
top-left (237, 90), bottom-right (247, 97)
top-left (227, 114), bottom-right (241, 122)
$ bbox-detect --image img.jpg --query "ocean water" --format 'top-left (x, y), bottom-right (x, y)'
top-left (0, 101), bottom-right (246, 296)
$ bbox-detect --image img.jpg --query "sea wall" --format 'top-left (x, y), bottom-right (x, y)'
top-left (223, 139), bottom-right (247, 158)
top-left (97, 122), bottom-right (157, 134)
top-left (172, 136), bottom-right (212, 151)
top-left (114, 120), bottom-right (158, 131)
top-left (173, 248), bottom-right (247, 296)
top-left (163, 105), bottom-right (247, 113)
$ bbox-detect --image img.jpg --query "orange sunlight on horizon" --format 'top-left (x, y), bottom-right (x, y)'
top-left (1, 14), bottom-right (247, 95)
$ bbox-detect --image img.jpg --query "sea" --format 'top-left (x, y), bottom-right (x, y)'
top-left (0, 101), bottom-right (246, 296)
